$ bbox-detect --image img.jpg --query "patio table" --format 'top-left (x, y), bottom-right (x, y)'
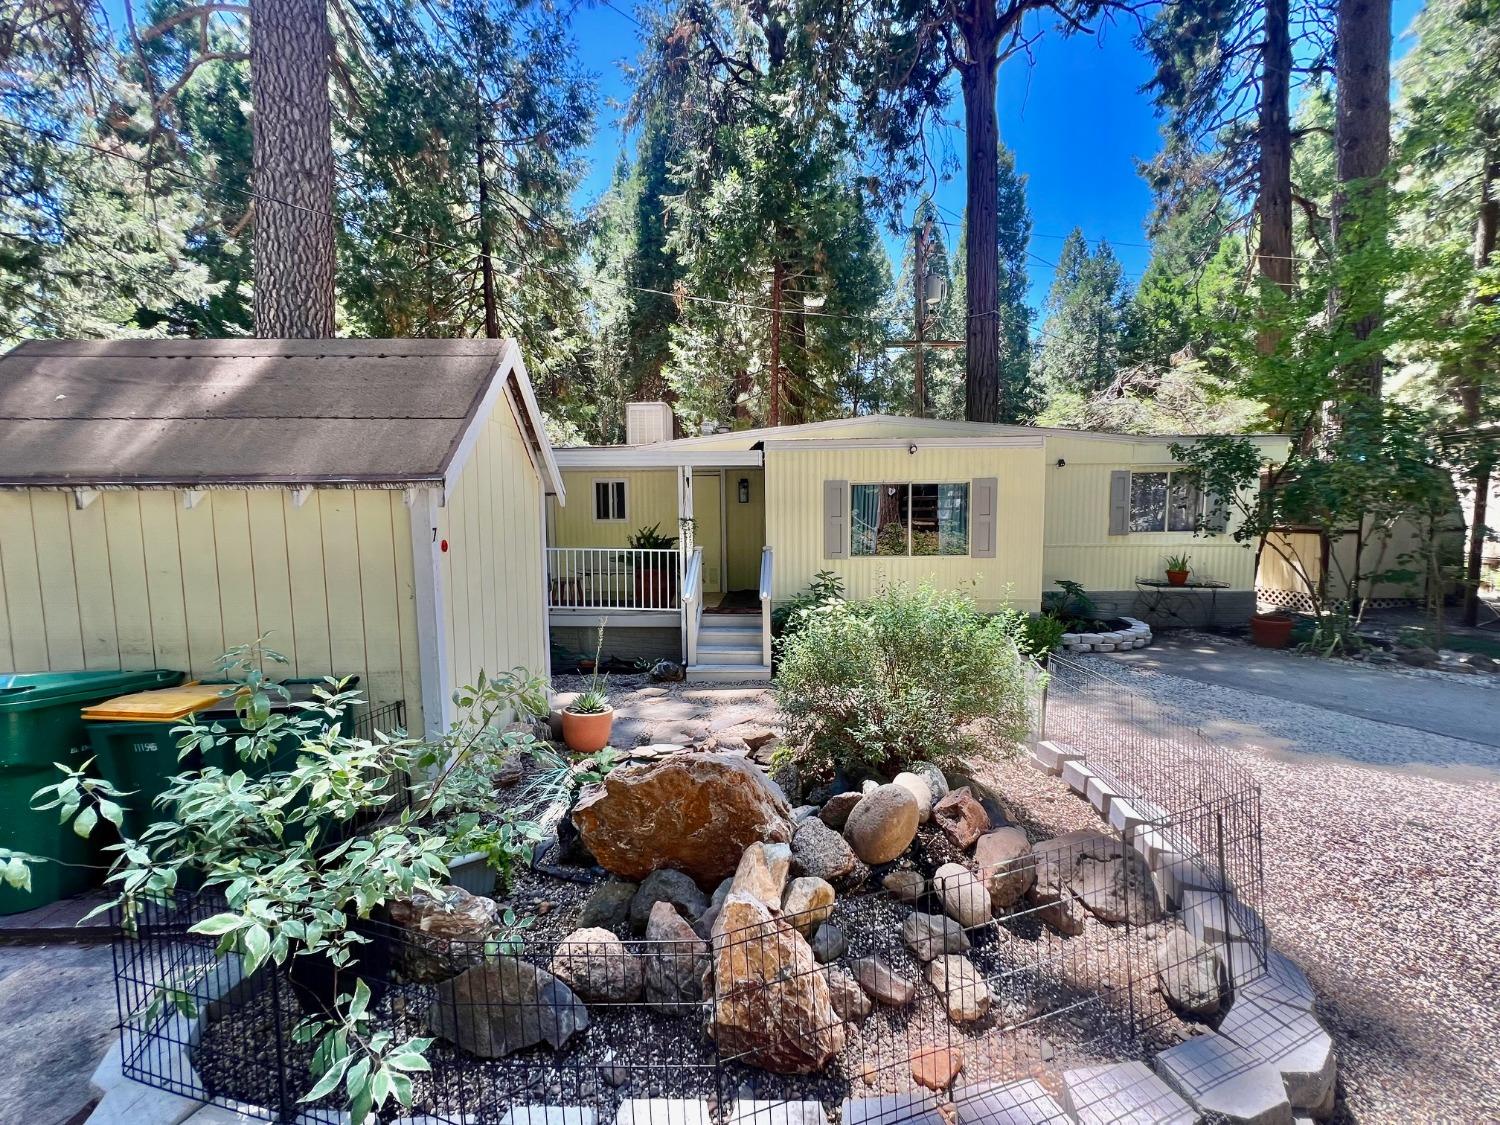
top-left (1134, 576), bottom-right (1230, 629)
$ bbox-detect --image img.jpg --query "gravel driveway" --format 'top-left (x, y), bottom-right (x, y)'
top-left (1074, 651), bottom-right (1500, 1123)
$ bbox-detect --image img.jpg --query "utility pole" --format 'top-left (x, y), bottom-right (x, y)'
top-left (888, 212), bottom-right (962, 418)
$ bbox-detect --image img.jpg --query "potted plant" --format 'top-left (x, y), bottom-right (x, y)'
top-left (562, 626), bottom-right (614, 753)
top-left (626, 522), bottom-right (679, 607)
top-left (1163, 553), bottom-right (1192, 586)
top-left (1249, 611), bottom-right (1295, 649)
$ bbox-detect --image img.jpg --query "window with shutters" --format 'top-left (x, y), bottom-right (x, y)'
top-left (850, 483), bottom-right (969, 556)
top-left (1129, 471), bottom-right (1202, 532)
top-left (593, 479), bottom-right (627, 521)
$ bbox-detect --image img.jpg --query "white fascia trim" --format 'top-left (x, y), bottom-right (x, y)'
top-left (553, 448), bottom-right (764, 469)
top-left (444, 339), bottom-right (566, 502)
top-left (760, 436), bottom-right (1045, 451)
top-left (407, 486), bottom-right (453, 738)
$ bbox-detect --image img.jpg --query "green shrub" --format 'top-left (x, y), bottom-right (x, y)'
top-left (771, 569), bottom-right (845, 638)
top-left (775, 582), bottom-right (1037, 778)
top-left (1015, 612), bottom-right (1067, 658)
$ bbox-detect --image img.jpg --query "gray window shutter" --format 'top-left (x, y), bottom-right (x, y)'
top-left (1108, 470), bottom-right (1131, 535)
top-left (971, 477), bottom-right (997, 558)
top-left (824, 480), bottom-right (848, 559)
top-left (1206, 489), bottom-right (1230, 533)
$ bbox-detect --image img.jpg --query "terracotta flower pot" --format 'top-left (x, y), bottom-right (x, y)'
top-left (1249, 613), bottom-right (1294, 649)
top-left (561, 706), bottom-right (614, 753)
top-left (1165, 569), bottom-right (1190, 587)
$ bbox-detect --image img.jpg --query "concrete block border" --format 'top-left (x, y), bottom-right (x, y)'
top-left (1027, 737), bottom-right (1339, 1121)
top-left (1060, 617), bottom-right (1153, 655)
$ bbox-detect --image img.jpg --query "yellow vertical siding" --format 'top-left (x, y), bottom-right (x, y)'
top-left (0, 488), bottom-right (420, 732)
top-left (440, 397), bottom-right (548, 696)
top-left (764, 445), bottom-right (1046, 612)
top-left (1040, 435), bottom-right (1259, 592)
top-left (547, 469), bottom-right (678, 547)
top-left (725, 468), bottom-right (766, 591)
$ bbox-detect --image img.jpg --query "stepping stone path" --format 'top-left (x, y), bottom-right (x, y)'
top-left (954, 1080), bottom-right (1070, 1124)
top-left (1154, 1033), bottom-right (1294, 1124)
top-left (1060, 1060), bottom-right (1196, 1124)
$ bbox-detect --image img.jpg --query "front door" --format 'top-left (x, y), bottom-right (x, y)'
top-left (693, 471), bottom-right (724, 594)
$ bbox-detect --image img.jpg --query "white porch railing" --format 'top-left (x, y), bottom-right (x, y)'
top-left (682, 546), bottom-right (704, 665)
top-left (759, 545), bottom-right (774, 667)
top-left (546, 548), bottom-right (682, 611)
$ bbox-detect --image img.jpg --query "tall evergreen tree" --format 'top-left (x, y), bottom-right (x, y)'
top-left (1031, 230), bottom-right (1128, 410)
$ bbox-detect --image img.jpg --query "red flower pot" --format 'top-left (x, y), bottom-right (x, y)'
top-left (1165, 569), bottom-right (1190, 587)
top-left (1250, 613), bottom-right (1294, 649)
top-left (562, 706), bottom-right (614, 753)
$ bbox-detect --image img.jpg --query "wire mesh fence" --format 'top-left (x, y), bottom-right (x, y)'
top-left (108, 663), bottom-right (1264, 1124)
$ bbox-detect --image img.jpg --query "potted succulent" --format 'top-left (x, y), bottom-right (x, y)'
top-left (1249, 611), bottom-right (1295, 649)
top-left (627, 522), bottom-right (679, 607)
top-left (1163, 552), bottom-right (1192, 586)
top-left (562, 625), bottom-right (614, 753)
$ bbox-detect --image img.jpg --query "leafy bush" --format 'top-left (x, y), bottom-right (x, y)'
top-left (771, 569), bottom-right (845, 638)
top-left (775, 583), bottom-right (1037, 778)
top-left (1014, 612), bottom-right (1067, 658)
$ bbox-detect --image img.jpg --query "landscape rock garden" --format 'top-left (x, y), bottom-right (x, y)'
top-left (180, 726), bottom-right (1335, 1124)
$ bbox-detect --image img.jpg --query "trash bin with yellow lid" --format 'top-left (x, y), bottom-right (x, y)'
top-left (82, 683), bottom-right (229, 836)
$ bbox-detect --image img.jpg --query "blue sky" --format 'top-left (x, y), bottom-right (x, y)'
top-left (571, 0), bottom-right (1426, 310)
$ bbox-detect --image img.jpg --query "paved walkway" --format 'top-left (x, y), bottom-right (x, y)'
top-left (1109, 635), bottom-right (1500, 779)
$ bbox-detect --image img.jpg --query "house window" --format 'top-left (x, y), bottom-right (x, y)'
top-left (851, 483), bottom-right (969, 556)
top-left (1130, 471), bottom-right (1201, 533)
top-left (593, 479), bottom-right (627, 522)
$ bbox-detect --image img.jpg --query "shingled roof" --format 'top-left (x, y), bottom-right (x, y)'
top-left (0, 338), bottom-right (560, 492)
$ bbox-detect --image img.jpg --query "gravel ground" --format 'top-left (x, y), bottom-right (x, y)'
top-left (1071, 652), bottom-right (1500, 1123)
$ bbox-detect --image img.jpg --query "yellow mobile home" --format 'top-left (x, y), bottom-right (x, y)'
top-left (545, 408), bottom-right (1286, 680)
top-left (0, 338), bottom-right (563, 736)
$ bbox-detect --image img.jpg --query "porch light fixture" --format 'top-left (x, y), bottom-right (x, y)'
top-left (908, 442), bottom-right (918, 455)
top-left (738, 478), bottom-right (750, 503)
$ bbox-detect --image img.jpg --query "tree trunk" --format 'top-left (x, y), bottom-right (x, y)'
top-left (1461, 152), bottom-right (1498, 626)
top-left (1331, 0), bottom-right (1392, 399)
top-left (249, 0), bottom-right (335, 338)
top-left (1256, 0), bottom-right (1295, 328)
top-left (768, 260), bottom-right (784, 427)
top-left (959, 12), bottom-right (1000, 424)
top-left (475, 107), bottom-right (501, 339)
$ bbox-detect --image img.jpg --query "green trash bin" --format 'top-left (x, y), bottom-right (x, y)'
top-left (81, 683), bottom-right (230, 838)
top-left (0, 668), bottom-right (184, 914)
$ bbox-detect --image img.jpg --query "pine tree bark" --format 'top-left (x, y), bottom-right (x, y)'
top-left (1331, 0), bottom-right (1392, 398)
top-left (1461, 152), bottom-right (1498, 626)
top-left (1256, 0), bottom-right (1295, 306)
top-left (249, 0), bottom-right (335, 338)
top-left (960, 35), bottom-right (1000, 424)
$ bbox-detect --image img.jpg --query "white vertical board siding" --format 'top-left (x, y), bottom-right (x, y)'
top-left (439, 399), bottom-right (548, 699)
top-left (0, 488), bottom-right (420, 731)
top-left (764, 445), bottom-right (1047, 612)
top-left (1041, 435), bottom-right (1259, 591)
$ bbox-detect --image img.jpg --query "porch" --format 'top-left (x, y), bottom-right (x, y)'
top-left (545, 544), bottom-right (774, 682)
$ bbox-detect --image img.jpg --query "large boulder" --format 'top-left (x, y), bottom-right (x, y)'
top-left (1072, 853), bottom-right (1162, 926)
top-left (1156, 926), bottom-right (1226, 1017)
top-left (851, 956), bottom-right (917, 1007)
top-left (550, 928), bottom-right (644, 1003)
top-left (892, 772), bottom-right (933, 824)
top-left (388, 885), bottom-right (498, 982)
top-left (644, 900), bottom-right (711, 1014)
top-left (924, 954), bottom-right (990, 1024)
top-left (429, 958), bottom-right (588, 1058)
top-left (1027, 830), bottom-right (1119, 935)
top-left (710, 892), bottom-right (846, 1074)
top-left (973, 828), bottom-right (1035, 910)
top-left (933, 788), bottom-right (991, 851)
top-left (572, 753), bottom-right (794, 885)
top-left (818, 791), bottom-right (863, 830)
top-left (901, 912), bottom-right (969, 962)
top-left (782, 876), bottom-right (836, 937)
top-left (791, 817), bottom-right (869, 890)
top-left (731, 842), bottom-right (792, 911)
top-left (629, 868), bottom-right (710, 934)
top-left (843, 784), bottom-right (920, 865)
top-left (577, 880), bottom-right (639, 930)
top-left (932, 862), bottom-right (992, 929)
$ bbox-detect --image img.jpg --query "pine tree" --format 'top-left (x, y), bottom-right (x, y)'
top-left (1031, 230), bottom-right (1128, 411)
